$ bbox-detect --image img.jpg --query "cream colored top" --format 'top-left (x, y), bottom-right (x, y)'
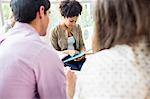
top-left (74, 41), bottom-right (150, 99)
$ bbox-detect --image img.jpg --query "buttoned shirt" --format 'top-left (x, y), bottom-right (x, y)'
top-left (0, 22), bottom-right (67, 99)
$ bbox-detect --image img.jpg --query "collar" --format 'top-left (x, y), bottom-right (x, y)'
top-left (60, 23), bottom-right (77, 38)
top-left (14, 22), bottom-right (38, 34)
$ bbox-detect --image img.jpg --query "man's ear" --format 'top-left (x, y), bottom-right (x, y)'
top-left (38, 6), bottom-right (45, 19)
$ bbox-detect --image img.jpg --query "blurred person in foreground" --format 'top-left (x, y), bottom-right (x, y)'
top-left (71, 0), bottom-right (150, 99)
top-left (0, 0), bottom-right (68, 99)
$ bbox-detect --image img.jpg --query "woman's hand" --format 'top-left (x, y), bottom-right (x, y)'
top-left (62, 50), bottom-right (79, 56)
top-left (74, 55), bottom-right (85, 61)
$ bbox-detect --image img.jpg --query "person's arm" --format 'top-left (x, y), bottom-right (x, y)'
top-left (78, 25), bottom-right (86, 52)
top-left (35, 48), bottom-right (67, 99)
top-left (50, 27), bottom-right (61, 51)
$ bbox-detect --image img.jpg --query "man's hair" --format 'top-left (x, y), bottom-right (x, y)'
top-left (10, 0), bottom-right (50, 23)
top-left (94, 0), bottom-right (150, 50)
top-left (59, 0), bottom-right (82, 18)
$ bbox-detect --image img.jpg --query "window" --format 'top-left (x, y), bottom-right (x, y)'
top-left (0, 0), bottom-right (94, 29)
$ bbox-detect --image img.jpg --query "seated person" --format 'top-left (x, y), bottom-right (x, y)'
top-left (0, 0), bottom-right (67, 99)
top-left (68, 0), bottom-right (150, 99)
top-left (50, 0), bottom-right (86, 71)
top-left (1, 15), bottom-right (15, 34)
top-left (50, 0), bottom-right (85, 56)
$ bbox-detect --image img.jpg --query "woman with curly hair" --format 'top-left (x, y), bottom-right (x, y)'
top-left (50, 0), bottom-right (85, 56)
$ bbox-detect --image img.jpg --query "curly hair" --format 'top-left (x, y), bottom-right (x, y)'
top-left (59, 0), bottom-right (82, 18)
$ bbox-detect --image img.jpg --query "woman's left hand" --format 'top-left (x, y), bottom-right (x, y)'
top-left (62, 50), bottom-right (79, 56)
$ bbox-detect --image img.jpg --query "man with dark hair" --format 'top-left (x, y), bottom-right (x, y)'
top-left (0, 0), bottom-right (67, 99)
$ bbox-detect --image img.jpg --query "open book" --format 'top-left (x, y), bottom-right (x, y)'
top-left (63, 49), bottom-right (92, 63)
